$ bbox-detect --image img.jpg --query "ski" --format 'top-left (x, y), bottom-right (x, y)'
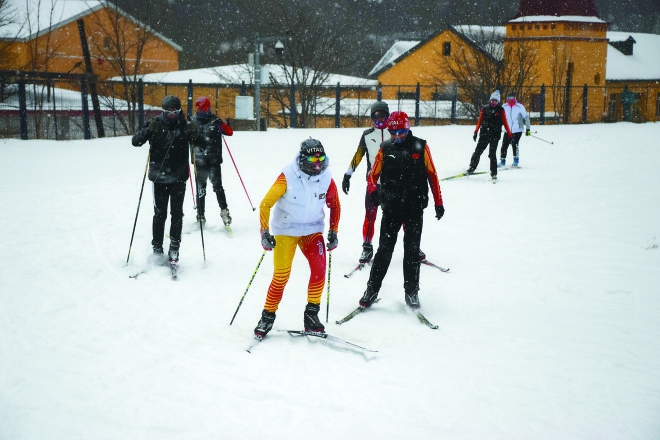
top-left (335, 298), bottom-right (380, 325)
top-left (344, 262), bottom-right (366, 278)
top-left (284, 330), bottom-right (378, 352)
top-left (414, 311), bottom-right (439, 329)
top-left (245, 335), bottom-right (263, 353)
top-left (441, 171), bottom-right (487, 181)
top-left (129, 269), bottom-right (147, 279)
top-left (421, 259), bottom-right (450, 272)
top-left (224, 224), bottom-right (233, 234)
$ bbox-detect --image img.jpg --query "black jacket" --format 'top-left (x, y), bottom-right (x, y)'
top-left (379, 132), bottom-right (429, 211)
top-left (476, 104), bottom-right (510, 141)
top-left (190, 113), bottom-right (224, 167)
top-left (132, 112), bottom-right (191, 184)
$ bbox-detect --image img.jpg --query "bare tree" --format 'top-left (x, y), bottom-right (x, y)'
top-left (433, 26), bottom-right (538, 120)
top-left (244, 0), bottom-right (364, 128)
top-left (86, 0), bottom-right (166, 134)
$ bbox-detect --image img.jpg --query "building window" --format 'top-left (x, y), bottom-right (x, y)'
top-left (531, 94), bottom-right (542, 112)
top-left (443, 42), bottom-right (451, 56)
top-left (397, 92), bottom-right (417, 100)
top-left (656, 93), bottom-right (660, 117)
top-left (103, 37), bottom-right (111, 50)
top-left (543, 25), bottom-right (548, 30)
top-left (594, 73), bottom-right (601, 85)
top-left (551, 23), bottom-right (556, 30)
top-left (535, 25), bottom-right (540, 30)
top-left (512, 25), bottom-right (517, 30)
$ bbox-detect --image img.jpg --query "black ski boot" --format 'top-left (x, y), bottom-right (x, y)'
top-left (254, 310), bottom-right (276, 339)
top-left (405, 287), bottom-right (421, 309)
top-left (359, 284), bottom-right (378, 308)
top-left (168, 239), bottom-right (180, 264)
top-left (303, 303), bottom-right (325, 333)
top-left (359, 242), bottom-right (374, 264)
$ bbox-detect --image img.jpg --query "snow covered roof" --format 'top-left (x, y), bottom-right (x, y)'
top-left (509, 15), bottom-right (607, 23)
top-left (368, 40), bottom-right (421, 77)
top-left (606, 32), bottom-right (660, 81)
top-left (0, 0), bottom-right (182, 51)
top-left (117, 64), bottom-right (377, 88)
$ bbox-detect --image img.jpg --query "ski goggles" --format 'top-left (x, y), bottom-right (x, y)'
top-left (371, 110), bottom-right (388, 120)
top-left (163, 108), bottom-right (181, 116)
top-left (388, 128), bottom-right (408, 135)
top-left (306, 155), bottom-right (326, 163)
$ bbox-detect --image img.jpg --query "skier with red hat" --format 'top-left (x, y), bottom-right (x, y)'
top-left (358, 111), bottom-right (444, 311)
top-left (190, 96), bottom-right (234, 229)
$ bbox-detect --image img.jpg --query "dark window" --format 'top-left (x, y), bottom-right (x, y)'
top-left (656, 93), bottom-right (660, 117)
top-left (443, 42), bottom-right (451, 56)
top-left (397, 92), bottom-right (417, 100)
top-left (103, 37), bottom-right (111, 50)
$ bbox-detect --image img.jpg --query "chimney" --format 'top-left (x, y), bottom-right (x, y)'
top-left (609, 36), bottom-right (636, 56)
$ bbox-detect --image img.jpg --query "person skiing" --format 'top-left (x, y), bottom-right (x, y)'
top-left (358, 111), bottom-right (444, 310)
top-left (499, 90), bottom-right (531, 168)
top-left (467, 90), bottom-right (512, 181)
top-left (131, 95), bottom-right (197, 265)
top-left (341, 101), bottom-right (389, 264)
top-left (254, 138), bottom-right (341, 339)
top-left (190, 96), bottom-right (234, 227)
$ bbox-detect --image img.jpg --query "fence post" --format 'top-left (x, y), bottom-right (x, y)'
top-left (540, 84), bottom-right (546, 125)
top-left (582, 84), bottom-right (588, 123)
top-left (289, 82), bottom-right (296, 128)
top-left (334, 82), bottom-right (341, 128)
top-left (80, 77), bottom-right (91, 140)
top-left (414, 83), bottom-right (420, 126)
top-left (187, 79), bottom-right (193, 120)
top-left (450, 84), bottom-right (457, 124)
top-left (137, 79), bottom-right (144, 129)
top-left (18, 79), bottom-right (28, 140)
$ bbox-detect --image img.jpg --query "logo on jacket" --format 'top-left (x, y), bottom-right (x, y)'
top-left (317, 192), bottom-right (326, 200)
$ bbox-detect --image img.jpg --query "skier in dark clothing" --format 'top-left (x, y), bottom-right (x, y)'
top-left (359, 111), bottom-right (444, 310)
top-left (190, 96), bottom-right (234, 227)
top-left (131, 95), bottom-right (197, 264)
top-left (467, 90), bottom-right (512, 181)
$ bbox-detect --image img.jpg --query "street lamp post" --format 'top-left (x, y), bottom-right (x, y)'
top-left (253, 33), bottom-right (288, 131)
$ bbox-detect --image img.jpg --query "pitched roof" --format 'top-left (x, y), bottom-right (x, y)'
top-left (514, 0), bottom-right (599, 18)
top-left (606, 32), bottom-right (660, 81)
top-left (0, 0), bottom-right (181, 51)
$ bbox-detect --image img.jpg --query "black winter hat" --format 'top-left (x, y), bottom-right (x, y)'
top-left (370, 101), bottom-right (390, 118)
top-left (161, 95), bottom-right (181, 110)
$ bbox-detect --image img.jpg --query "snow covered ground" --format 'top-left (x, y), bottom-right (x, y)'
top-left (1, 122), bottom-right (659, 439)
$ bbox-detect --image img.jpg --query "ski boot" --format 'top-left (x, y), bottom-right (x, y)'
top-left (359, 284), bottom-right (379, 308)
top-left (359, 242), bottom-right (374, 264)
top-left (512, 156), bottom-right (519, 167)
top-left (303, 303), bottom-right (325, 333)
top-left (498, 158), bottom-right (505, 167)
top-left (220, 208), bottom-right (232, 226)
top-left (405, 287), bottom-right (421, 309)
top-left (254, 310), bottom-right (276, 339)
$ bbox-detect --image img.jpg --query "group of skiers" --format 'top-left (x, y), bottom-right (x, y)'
top-left (132, 91), bottom-right (529, 340)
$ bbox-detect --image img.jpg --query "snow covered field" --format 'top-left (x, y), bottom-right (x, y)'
top-left (1, 122), bottom-right (659, 439)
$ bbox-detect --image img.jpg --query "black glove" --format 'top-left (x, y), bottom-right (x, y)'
top-left (148, 119), bottom-right (160, 132)
top-left (261, 230), bottom-right (276, 250)
top-left (186, 121), bottom-right (198, 137)
top-left (342, 174), bottom-right (351, 194)
top-left (473, 132), bottom-right (477, 142)
top-left (327, 230), bottom-right (338, 251)
top-left (369, 189), bottom-right (380, 207)
top-left (435, 205), bottom-right (445, 220)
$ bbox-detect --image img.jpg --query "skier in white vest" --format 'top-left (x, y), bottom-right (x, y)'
top-left (500, 90), bottom-right (531, 168)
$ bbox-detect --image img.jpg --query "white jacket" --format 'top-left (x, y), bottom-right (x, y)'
top-left (270, 158), bottom-right (332, 237)
top-left (503, 101), bottom-right (531, 134)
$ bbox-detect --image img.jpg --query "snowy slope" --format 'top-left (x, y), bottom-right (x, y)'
top-left (1, 122), bottom-right (659, 439)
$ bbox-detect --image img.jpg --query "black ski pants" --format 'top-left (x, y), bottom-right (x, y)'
top-left (196, 163), bottom-right (227, 216)
top-left (367, 206), bottom-right (423, 295)
top-left (152, 181), bottom-right (186, 248)
top-left (500, 132), bottom-right (523, 159)
top-left (470, 135), bottom-right (500, 176)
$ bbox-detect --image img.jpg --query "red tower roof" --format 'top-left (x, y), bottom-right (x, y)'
top-left (514, 0), bottom-right (599, 18)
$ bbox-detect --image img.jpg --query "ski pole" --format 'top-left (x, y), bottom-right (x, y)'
top-left (230, 250), bottom-right (267, 325)
top-left (223, 137), bottom-right (256, 211)
top-left (125, 153), bottom-right (150, 266)
top-left (326, 251), bottom-right (332, 323)
top-left (188, 164), bottom-right (196, 209)
top-left (530, 133), bottom-right (554, 144)
top-left (190, 148), bottom-right (206, 263)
